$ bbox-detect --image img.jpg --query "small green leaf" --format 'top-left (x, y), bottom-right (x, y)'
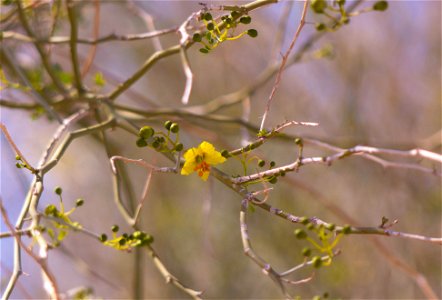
top-left (94, 72), bottom-right (106, 87)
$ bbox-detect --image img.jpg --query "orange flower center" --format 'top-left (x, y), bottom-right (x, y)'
top-left (194, 161), bottom-right (210, 177)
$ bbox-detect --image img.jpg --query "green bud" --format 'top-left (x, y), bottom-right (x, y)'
top-left (174, 143), bottom-right (184, 152)
top-left (312, 256), bottom-right (322, 268)
top-left (199, 48), bottom-right (209, 54)
top-left (44, 204), bottom-right (57, 216)
top-left (15, 155), bottom-right (21, 160)
top-left (136, 138), bottom-right (148, 148)
top-left (119, 238), bottom-right (126, 246)
top-left (306, 223), bottom-right (315, 230)
top-left (294, 138), bottom-right (303, 146)
top-left (302, 247), bottom-right (312, 257)
top-left (299, 216), bottom-right (310, 225)
top-left (221, 150), bottom-right (230, 158)
top-left (15, 162), bottom-right (22, 169)
top-left (342, 224), bottom-right (352, 234)
top-left (203, 12), bottom-right (213, 21)
top-left (170, 123), bottom-right (179, 133)
top-left (122, 233), bottom-right (129, 239)
top-left (315, 23), bottom-right (326, 31)
top-left (206, 22), bottom-right (215, 31)
top-left (258, 160), bottom-right (265, 167)
top-left (225, 17), bottom-right (233, 25)
top-left (311, 0), bottom-right (327, 13)
top-left (164, 120), bottom-right (173, 130)
top-left (192, 33), bottom-right (202, 42)
top-left (54, 187), bottom-right (62, 195)
top-left (133, 231), bottom-right (146, 240)
top-left (239, 16), bottom-right (251, 24)
top-left (373, 1), bottom-right (388, 11)
top-left (294, 229), bottom-right (307, 239)
top-left (270, 161), bottom-right (276, 168)
top-left (231, 11), bottom-right (240, 19)
top-left (111, 225), bottom-right (119, 233)
top-left (247, 29), bottom-right (258, 38)
top-left (269, 176), bottom-right (277, 184)
top-left (152, 140), bottom-right (160, 149)
top-left (75, 198), bottom-right (84, 207)
top-left (99, 234), bottom-right (108, 242)
top-left (326, 223), bottom-right (336, 231)
top-left (139, 126), bottom-right (154, 139)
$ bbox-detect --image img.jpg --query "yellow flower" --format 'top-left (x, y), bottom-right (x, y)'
top-left (181, 141), bottom-right (226, 181)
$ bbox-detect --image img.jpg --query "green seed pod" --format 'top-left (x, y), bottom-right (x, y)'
top-left (294, 229), bottom-right (307, 239)
top-left (206, 22), bottom-right (215, 31)
top-left (75, 198), bottom-right (84, 207)
top-left (247, 29), bottom-right (258, 38)
top-left (54, 186), bottom-right (63, 195)
top-left (311, 0), bottom-right (327, 13)
top-left (312, 256), bottom-right (322, 268)
top-left (174, 143), bottom-right (184, 152)
top-left (119, 238), bottom-right (126, 246)
top-left (270, 161), bottom-right (276, 168)
top-left (239, 16), bottom-right (251, 24)
top-left (139, 126), bottom-right (155, 139)
top-left (203, 12), bottom-right (213, 21)
top-left (373, 1), bottom-right (388, 11)
top-left (269, 176), bottom-right (278, 184)
top-left (342, 224), bottom-right (352, 234)
top-left (170, 123), bottom-right (180, 133)
top-left (15, 155), bottom-right (21, 160)
top-left (199, 48), bottom-right (209, 54)
top-left (136, 138), bottom-right (148, 148)
top-left (111, 225), bottom-right (119, 233)
top-left (258, 160), bottom-right (265, 167)
top-left (15, 162), bottom-right (22, 169)
top-left (192, 33), bottom-right (202, 42)
top-left (302, 247), bottom-right (312, 257)
top-left (315, 23), bottom-right (326, 31)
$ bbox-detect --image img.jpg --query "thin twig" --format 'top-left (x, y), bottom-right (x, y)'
top-left (66, 0), bottom-right (85, 94)
top-left (259, 0), bottom-right (309, 132)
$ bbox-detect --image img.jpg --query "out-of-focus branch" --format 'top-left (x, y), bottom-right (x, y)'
top-left (81, 0), bottom-right (100, 78)
top-left (126, 0), bottom-right (163, 51)
top-left (1, 197), bottom-right (60, 300)
top-left (15, 1), bottom-right (68, 96)
top-left (2, 28), bottom-right (177, 45)
top-left (66, 0), bottom-right (84, 93)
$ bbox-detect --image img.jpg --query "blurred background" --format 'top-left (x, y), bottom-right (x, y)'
top-left (1, 1), bottom-right (441, 299)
